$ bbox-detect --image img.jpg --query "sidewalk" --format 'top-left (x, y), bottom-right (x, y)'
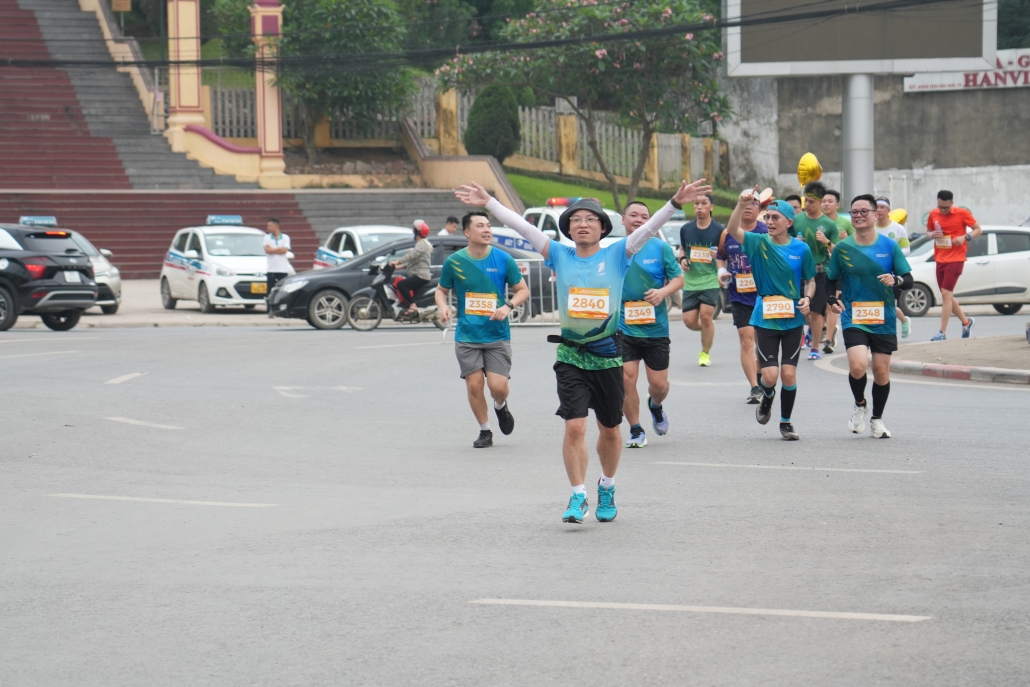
top-left (892, 335), bottom-right (1030, 384)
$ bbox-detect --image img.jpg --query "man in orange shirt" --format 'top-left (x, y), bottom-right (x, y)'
top-left (927, 190), bottom-right (982, 341)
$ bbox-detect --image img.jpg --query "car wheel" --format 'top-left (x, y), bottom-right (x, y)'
top-left (41, 310), bottom-right (82, 331)
top-left (347, 296), bottom-right (383, 331)
top-left (101, 303), bottom-right (119, 315)
top-left (0, 285), bottom-right (18, 331)
top-left (900, 283), bottom-right (932, 318)
top-left (307, 289), bottom-right (349, 330)
top-left (197, 282), bottom-right (215, 313)
top-left (160, 278), bottom-right (177, 310)
top-left (993, 303), bottom-right (1023, 315)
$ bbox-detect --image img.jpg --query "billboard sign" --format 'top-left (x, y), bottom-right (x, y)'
top-left (725, 0), bottom-right (996, 77)
top-left (904, 48), bottom-right (1030, 92)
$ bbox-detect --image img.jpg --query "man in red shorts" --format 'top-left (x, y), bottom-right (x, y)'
top-left (927, 190), bottom-right (982, 341)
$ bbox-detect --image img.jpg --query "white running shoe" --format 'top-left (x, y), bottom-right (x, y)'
top-left (847, 403), bottom-right (868, 434)
top-left (870, 418), bottom-right (892, 438)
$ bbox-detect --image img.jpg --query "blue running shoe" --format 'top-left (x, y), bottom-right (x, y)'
top-left (625, 426), bottom-right (647, 448)
top-left (562, 492), bottom-right (589, 523)
top-left (648, 396), bottom-right (669, 436)
top-left (962, 316), bottom-right (975, 339)
top-left (596, 481), bottom-right (617, 522)
top-left (807, 348), bottom-right (821, 360)
top-left (931, 330), bottom-right (946, 342)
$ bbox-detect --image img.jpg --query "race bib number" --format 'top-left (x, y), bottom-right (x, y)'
top-left (762, 295), bottom-right (795, 319)
top-left (852, 301), bottom-right (885, 325)
top-left (624, 301), bottom-right (656, 325)
top-left (735, 272), bottom-right (756, 292)
top-left (935, 236), bottom-right (953, 249)
top-left (568, 287), bottom-right (610, 319)
top-left (465, 292), bottom-right (497, 316)
top-left (690, 246), bottom-right (714, 263)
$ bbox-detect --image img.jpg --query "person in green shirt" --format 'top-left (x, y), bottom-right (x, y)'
top-left (821, 188), bottom-right (853, 353)
top-left (792, 180), bottom-right (842, 360)
top-left (677, 193), bottom-right (724, 367)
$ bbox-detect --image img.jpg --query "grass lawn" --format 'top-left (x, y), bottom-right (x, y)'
top-left (138, 39), bottom-right (254, 88)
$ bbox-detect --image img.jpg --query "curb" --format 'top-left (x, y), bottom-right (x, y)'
top-left (890, 359), bottom-right (1030, 385)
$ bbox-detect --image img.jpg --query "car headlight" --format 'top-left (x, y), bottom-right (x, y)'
top-left (94, 269), bottom-right (109, 277)
top-left (109, 266), bottom-right (120, 277)
top-left (281, 279), bottom-right (308, 293)
top-left (216, 266), bottom-right (235, 277)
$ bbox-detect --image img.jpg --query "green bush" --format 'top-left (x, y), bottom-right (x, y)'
top-left (463, 84), bottom-right (521, 163)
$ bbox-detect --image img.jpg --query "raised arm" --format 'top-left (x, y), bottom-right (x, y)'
top-left (725, 185), bottom-right (758, 246)
top-left (456, 182), bottom-right (551, 259)
top-left (625, 179), bottom-right (710, 257)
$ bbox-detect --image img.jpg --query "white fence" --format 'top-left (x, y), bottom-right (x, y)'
top-left (518, 106), bottom-right (557, 162)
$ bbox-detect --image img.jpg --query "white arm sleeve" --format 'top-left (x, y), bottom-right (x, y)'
top-left (486, 198), bottom-right (551, 253)
top-left (625, 202), bottom-right (678, 255)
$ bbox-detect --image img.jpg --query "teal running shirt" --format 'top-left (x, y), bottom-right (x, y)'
top-left (439, 246), bottom-right (523, 343)
top-left (826, 234), bottom-right (912, 335)
top-left (619, 238), bottom-right (682, 339)
top-left (741, 232), bottom-right (816, 330)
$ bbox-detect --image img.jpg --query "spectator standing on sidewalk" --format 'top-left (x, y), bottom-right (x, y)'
top-left (264, 219), bottom-right (291, 315)
top-left (927, 190), bottom-right (982, 341)
top-left (438, 217), bottom-right (461, 236)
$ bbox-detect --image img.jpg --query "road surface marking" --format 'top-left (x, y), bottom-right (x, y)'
top-left (814, 353), bottom-right (1030, 392)
top-left (105, 417), bottom-right (182, 430)
top-left (353, 341), bottom-right (444, 349)
top-left (50, 493), bottom-right (277, 507)
top-left (654, 461), bottom-right (923, 474)
top-left (0, 350), bottom-right (77, 360)
top-left (469, 599), bottom-right (931, 623)
top-left (273, 385), bottom-right (362, 398)
top-left (105, 372), bottom-right (146, 385)
top-left (0, 337), bottom-right (95, 344)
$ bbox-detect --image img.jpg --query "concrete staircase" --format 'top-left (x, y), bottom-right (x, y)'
top-left (294, 190), bottom-right (471, 241)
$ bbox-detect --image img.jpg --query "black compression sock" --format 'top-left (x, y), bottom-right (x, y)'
top-left (758, 378), bottom-right (775, 398)
top-left (848, 374), bottom-right (867, 406)
top-left (871, 382), bottom-right (890, 418)
top-left (780, 384), bottom-right (797, 421)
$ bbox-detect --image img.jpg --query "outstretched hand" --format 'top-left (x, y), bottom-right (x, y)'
top-left (672, 178), bottom-right (713, 207)
top-left (738, 185), bottom-right (760, 207)
top-left (455, 182), bottom-right (492, 207)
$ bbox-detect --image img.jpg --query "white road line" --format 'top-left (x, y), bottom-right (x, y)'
top-left (105, 417), bottom-right (182, 430)
top-left (105, 372), bottom-right (146, 385)
top-left (654, 461), bottom-right (923, 474)
top-left (0, 337), bottom-right (95, 344)
top-left (814, 353), bottom-right (1030, 392)
top-left (469, 599), bottom-right (932, 623)
top-left (50, 494), bottom-right (277, 507)
top-left (272, 385), bottom-right (362, 398)
top-left (353, 341), bottom-right (444, 349)
top-left (0, 350), bottom-right (77, 360)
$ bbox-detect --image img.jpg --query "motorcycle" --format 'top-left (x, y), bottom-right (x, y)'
top-left (346, 263), bottom-right (452, 331)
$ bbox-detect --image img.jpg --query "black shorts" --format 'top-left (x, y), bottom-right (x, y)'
top-left (621, 336), bottom-right (670, 371)
top-left (554, 362), bottom-right (625, 428)
top-left (755, 325), bottom-right (804, 369)
top-left (843, 327), bottom-right (898, 354)
top-left (731, 303), bottom-right (755, 329)
top-left (810, 272), bottom-right (828, 314)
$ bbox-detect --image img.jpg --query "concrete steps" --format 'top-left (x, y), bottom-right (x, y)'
top-left (293, 191), bottom-right (470, 241)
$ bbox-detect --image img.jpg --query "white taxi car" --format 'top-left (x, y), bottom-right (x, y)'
top-left (521, 198), bottom-right (626, 247)
top-left (159, 215), bottom-right (293, 313)
top-left (312, 225), bottom-right (410, 269)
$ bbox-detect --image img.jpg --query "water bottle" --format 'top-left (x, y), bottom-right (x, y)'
top-left (934, 220), bottom-right (942, 237)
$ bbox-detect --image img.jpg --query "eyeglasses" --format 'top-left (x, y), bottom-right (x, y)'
top-left (570, 217), bottom-right (601, 226)
top-left (937, 205), bottom-right (952, 211)
top-left (849, 209), bottom-right (873, 217)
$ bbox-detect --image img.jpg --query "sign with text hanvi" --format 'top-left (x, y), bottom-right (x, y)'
top-left (904, 49), bottom-right (1030, 92)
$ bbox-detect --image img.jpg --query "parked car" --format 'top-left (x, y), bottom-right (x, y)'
top-left (522, 198), bottom-right (626, 248)
top-left (159, 215), bottom-right (293, 313)
top-left (269, 236), bottom-right (555, 329)
top-left (312, 225), bottom-right (411, 269)
top-left (900, 225), bottom-right (1030, 317)
top-left (0, 221), bottom-right (98, 331)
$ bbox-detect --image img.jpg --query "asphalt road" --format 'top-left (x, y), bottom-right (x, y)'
top-left (2, 316), bottom-right (1028, 686)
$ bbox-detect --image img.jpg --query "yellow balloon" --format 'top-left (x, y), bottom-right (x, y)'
top-left (889, 208), bottom-right (908, 225)
top-left (797, 152), bottom-right (822, 188)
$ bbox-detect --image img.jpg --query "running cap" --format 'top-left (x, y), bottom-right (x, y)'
top-left (558, 198), bottom-right (613, 239)
top-left (767, 199), bottom-right (796, 222)
top-left (875, 196), bottom-right (891, 208)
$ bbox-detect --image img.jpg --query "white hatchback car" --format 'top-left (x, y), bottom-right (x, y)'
top-left (312, 225), bottom-right (411, 269)
top-left (522, 198), bottom-right (626, 247)
top-left (159, 216), bottom-right (293, 313)
top-left (901, 225), bottom-right (1030, 317)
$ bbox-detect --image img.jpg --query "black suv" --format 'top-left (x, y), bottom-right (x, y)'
top-left (0, 224), bottom-right (98, 331)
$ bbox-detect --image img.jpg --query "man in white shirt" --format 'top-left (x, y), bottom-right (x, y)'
top-left (873, 197), bottom-right (912, 338)
top-left (438, 216), bottom-right (460, 236)
top-left (264, 219), bottom-right (291, 313)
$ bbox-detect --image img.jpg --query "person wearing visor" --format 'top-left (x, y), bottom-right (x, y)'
top-left (390, 219), bottom-right (433, 317)
top-left (725, 188), bottom-right (816, 441)
top-left (455, 178), bottom-right (710, 524)
top-left (794, 180), bottom-right (843, 360)
top-left (826, 194), bottom-right (913, 438)
top-left (873, 196), bottom-right (912, 338)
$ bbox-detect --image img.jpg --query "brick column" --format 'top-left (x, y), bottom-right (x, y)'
top-left (165, 0), bottom-right (205, 151)
top-left (556, 114), bottom-right (579, 176)
top-left (249, 0), bottom-right (290, 188)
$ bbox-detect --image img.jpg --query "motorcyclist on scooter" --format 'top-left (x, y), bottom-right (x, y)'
top-left (390, 220), bottom-right (433, 317)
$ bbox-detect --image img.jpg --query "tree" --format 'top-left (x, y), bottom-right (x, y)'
top-left (437, 0), bottom-right (729, 210)
top-left (213, 0), bottom-right (416, 164)
top-left (998, 0), bottom-right (1030, 48)
top-left (463, 84), bottom-right (521, 162)
top-left (395, 0), bottom-right (478, 48)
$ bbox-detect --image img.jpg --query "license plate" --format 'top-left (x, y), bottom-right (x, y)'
top-left (64, 270), bottom-right (82, 283)
top-left (251, 282), bottom-right (268, 294)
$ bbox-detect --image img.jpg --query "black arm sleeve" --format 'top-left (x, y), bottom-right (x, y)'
top-left (826, 277), bottom-right (840, 304)
top-left (899, 272), bottom-right (914, 290)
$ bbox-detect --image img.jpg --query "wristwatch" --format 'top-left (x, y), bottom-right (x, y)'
top-left (504, 300), bottom-right (515, 310)
top-left (671, 198), bottom-right (683, 210)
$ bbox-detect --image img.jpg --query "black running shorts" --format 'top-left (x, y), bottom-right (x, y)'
top-left (554, 362), bottom-right (625, 428)
top-left (811, 272), bottom-right (828, 314)
top-left (731, 303), bottom-right (755, 329)
top-left (621, 335), bottom-right (671, 371)
top-left (755, 325), bottom-right (804, 369)
top-left (843, 327), bottom-right (898, 354)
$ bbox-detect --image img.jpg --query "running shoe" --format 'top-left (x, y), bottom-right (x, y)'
top-left (931, 331), bottom-right (946, 342)
top-left (625, 426), bottom-right (647, 448)
top-left (562, 492), bottom-right (589, 523)
top-left (962, 316), bottom-right (975, 339)
top-left (648, 396), bottom-right (669, 435)
top-left (822, 326), bottom-right (837, 354)
top-left (698, 351), bottom-right (712, 367)
top-left (870, 418), bottom-right (892, 439)
top-left (747, 385), bottom-right (763, 404)
top-left (804, 328), bottom-right (812, 347)
top-left (596, 481), bottom-right (617, 522)
top-left (807, 348), bottom-right (822, 360)
top-left (847, 403), bottom-right (868, 434)
top-left (756, 389), bottom-right (775, 425)
top-left (473, 430), bottom-right (493, 448)
top-left (495, 403), bottom-right (515, 435)
top-left (779, 422), bottom-right (799, 441)
top-left (901, 319), bottom-right (911, 339)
